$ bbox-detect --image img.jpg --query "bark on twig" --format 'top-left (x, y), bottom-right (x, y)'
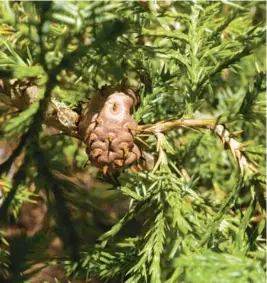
top-left (213, 124), bottom-right (258, 174)
top-left (138, 118), bottom-right (215, 133)
top-left (0, 79), bottom-right (79, 137)
top-left (138, 118), bottom-right (257, 174)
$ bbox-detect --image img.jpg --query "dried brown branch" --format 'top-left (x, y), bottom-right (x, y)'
top-left (138, 118), bottom-right (215, 133)
top-left (138, 118), bottom-right (258, 174)
top-left (0, 79), bottom-right (79, 137)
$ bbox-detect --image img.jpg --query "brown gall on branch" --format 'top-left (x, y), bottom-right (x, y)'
top-left (138, 119), bottom-right (258, 175)
top-left (78, 90), bottom-right (141, 174)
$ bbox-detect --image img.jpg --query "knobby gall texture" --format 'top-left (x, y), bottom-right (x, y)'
top-left (79, 91), bottom-right (141, 173)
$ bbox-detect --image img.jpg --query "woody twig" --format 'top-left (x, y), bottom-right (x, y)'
top-left (138, 118), bottom-right (258, 174)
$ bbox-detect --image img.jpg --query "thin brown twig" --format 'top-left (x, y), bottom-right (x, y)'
top-left (138, 118), bottom-right (258, 174)
top-left (138, 118), bottom-right (216, 133)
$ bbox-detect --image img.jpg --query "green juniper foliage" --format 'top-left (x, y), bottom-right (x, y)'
top-left (0, 1), bottom-right (266, 283)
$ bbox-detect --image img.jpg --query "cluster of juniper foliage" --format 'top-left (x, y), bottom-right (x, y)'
top-left (0, 1), bottom-right (266, 283)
